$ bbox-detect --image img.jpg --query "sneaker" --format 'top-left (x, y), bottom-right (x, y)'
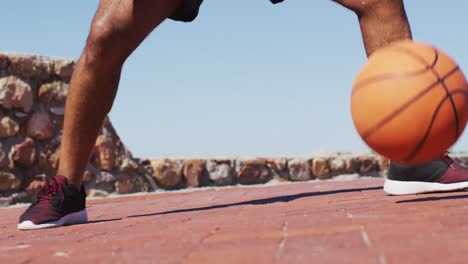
top-left (384, 153), bottom-right (468, 195)
top-left (18, 175), bottom-right (87, 230)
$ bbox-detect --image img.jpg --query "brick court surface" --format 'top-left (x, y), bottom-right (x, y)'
top-left (1, 179), bottom-right (467, 264)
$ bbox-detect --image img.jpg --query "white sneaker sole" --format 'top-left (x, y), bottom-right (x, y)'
top-left (384, 179), bottom-right (468, 195)
top-left (17, 209), bottom-right (88, 230)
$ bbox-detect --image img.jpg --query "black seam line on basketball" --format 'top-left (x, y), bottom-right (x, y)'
top-left (352, 45), bottom-right (438, 96)
top-left (431, 47), bottom-right (439, 68)
top-left (436, 78), bottom-right (460, 138)
top-left (427, 47), bottom-right (461, 139)
top-left (390, 45), bottom-right (439, 69)
top-left (352, 68), bottom-right (430, 95)
top-left (402, 89), bottom-right (468, 163)
top-left (361, 66), bottom-right (460, 140)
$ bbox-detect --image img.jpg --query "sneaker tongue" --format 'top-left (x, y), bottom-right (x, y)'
top-left (38, 176), bottom-right (61, 201)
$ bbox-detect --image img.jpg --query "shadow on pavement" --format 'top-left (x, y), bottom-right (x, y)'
top-left (127, 186), bottom-right (382, 218)
top-left (86, 218), bottom-right (123, 225)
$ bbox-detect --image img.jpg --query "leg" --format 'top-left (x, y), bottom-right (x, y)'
top-left (334, 0), bottom-right (468, 195)
top-left (17, 0), bottom-right (190, 230)
top-left (59, 0), bottom-right (183, 188)
top-left (332, 0), bottom-right (412, 56)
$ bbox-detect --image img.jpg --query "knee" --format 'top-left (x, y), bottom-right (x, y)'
top-left (83, 17), bottom-right (131, 65)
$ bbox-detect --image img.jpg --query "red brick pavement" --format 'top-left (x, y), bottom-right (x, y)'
top-left (1, 179), bottom-right (467, 264)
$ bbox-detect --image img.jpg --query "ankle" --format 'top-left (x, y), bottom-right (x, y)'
top-left (68, 180), bottom-right (83, 189)
top-left (356, 1), bottom-right (412, 56)
top-left (56, 173), bottom-right (82, 189)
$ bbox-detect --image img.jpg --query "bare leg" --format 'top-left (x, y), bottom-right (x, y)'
top-left (332, 1), bottom-right (468, 195)
top-left (58, 0), bottom-right (182, 187)
top-left (333, 0), bottom-right (412, 56)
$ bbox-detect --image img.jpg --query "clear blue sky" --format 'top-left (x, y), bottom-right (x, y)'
top-left (2, 1), bottom-right (468, 158)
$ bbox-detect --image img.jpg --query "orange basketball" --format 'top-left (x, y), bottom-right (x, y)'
top-left (351, 40), bottom-right (468, 165)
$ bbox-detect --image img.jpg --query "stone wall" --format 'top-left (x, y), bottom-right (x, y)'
top-left (0, 53), bottom-right (156, 206)
top-left (146, 154), bottom-right (468, 189)
top-left (0, 53), bottom-right (467, 206)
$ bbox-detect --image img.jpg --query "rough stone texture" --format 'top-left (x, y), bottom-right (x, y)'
top-left (25, 175), bottom-right (46, 198)
top-left (11, 138), bottom-right (36, 167)
top-left (25, 112), bottom-right (55, 140)
top-left (48, 147), bottom-right (60, 171)
top-left (206, 159), bottom-right (236, 186)
top-left (0, 172), bottom-right (20, 192)
top-left (38, 81), bottom-right (69, 105)
top-left (94, 171), bottom-right (118, 185)
top-left (288, 158), bottom-right (313, 181)
top-left (358, 156), bottom-right (380, 176)
top-left (0, 146), bottom-right (7, 169)
top-left (54, 59), bottom-right (75, 81)
top-left (86, 189), bottom-right (109, 198)
top-left (236, 159), bottom-right (272, 185)
top-left (183, 159), bottom-right (205, 188)
top-left (312, 158), bottom-right (331, 180)
top-left (261, 157), bottom-right (289, 181)
top-left (9, 55), bottom-right (54, 79)
top-left (90, 135), bottom-right (116, 172)
top-left (83, 170), bottom-right (94, 183)
top-left (0, 196), bottom-right (12, 206)
top-left (0, 116), bottom-right (19, 138)
top-left (0, 54), bottom-right (10, 69)
top-left (378, 156), bottom-right (391, 176)
top-left (345, 157), bottom-right (361, 174)
top-left (88, 171), bottom-right (119, 194)
top-left (120, 158), bottom-right (140, 173)
top-left (49, 106), bottom-right (64, 116)
top-left (0, 76), bottom-right (33, 112)
top-left (329, 156), bottom-right (346, 175)
top-left (115, 173), bottom-right (135, 194)
top-left (150, 159), bottom-right (183, 189)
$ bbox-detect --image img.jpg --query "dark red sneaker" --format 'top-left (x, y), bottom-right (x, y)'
top-left (384, 153), bottom-right (468, 195)
top-left (17, 175), bottom-right (87, 230)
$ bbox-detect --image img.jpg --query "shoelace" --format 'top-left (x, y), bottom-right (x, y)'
top-left (37, 177), bottom-right (61, 202)
top-left (441, 152), bottom-right (456, 170)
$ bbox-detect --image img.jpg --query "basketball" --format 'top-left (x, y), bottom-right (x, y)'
top-left (351, 40), bottom-right (468, 165)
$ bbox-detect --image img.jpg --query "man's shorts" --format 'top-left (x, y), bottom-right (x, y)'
top-left (169, 0), bottom-right (204, 23)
